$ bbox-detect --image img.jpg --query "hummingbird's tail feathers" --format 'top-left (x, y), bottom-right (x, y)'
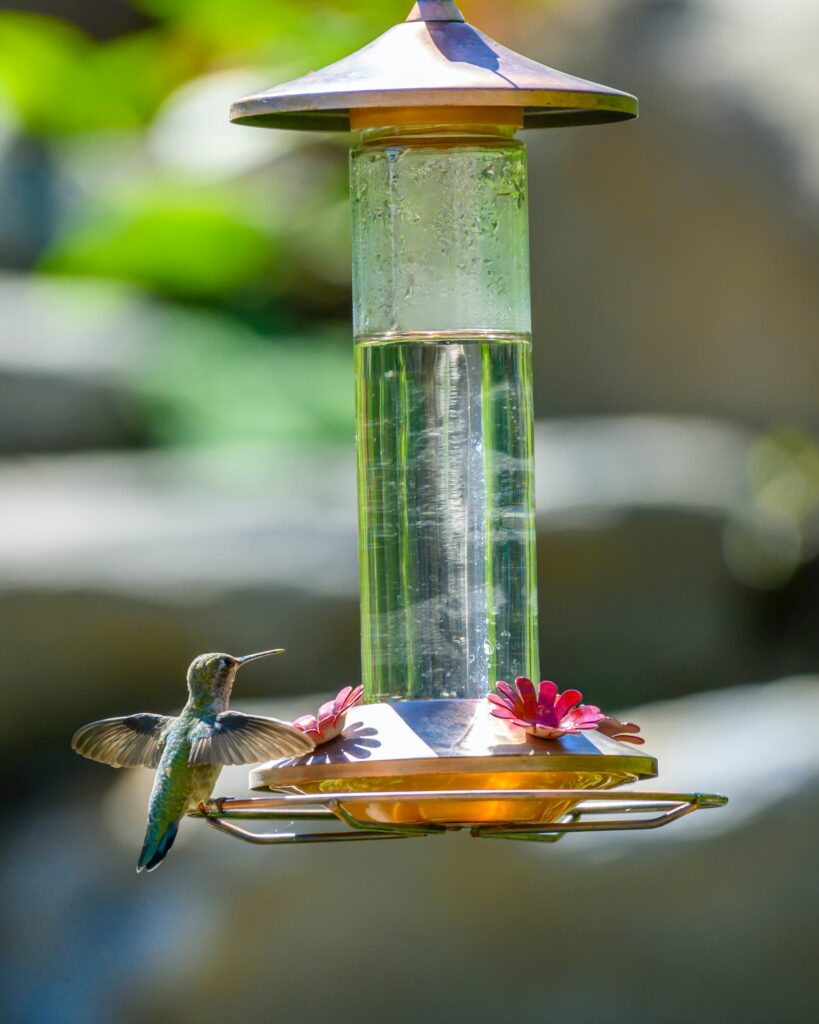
top-left (137, 820), bottom-right (180, 873)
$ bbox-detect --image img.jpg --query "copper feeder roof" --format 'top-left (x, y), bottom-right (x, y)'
top-left (230, 0), bottom-right (637, 132)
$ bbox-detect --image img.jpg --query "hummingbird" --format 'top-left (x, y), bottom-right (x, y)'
top-left (71, 649), bottom-right (315, 872)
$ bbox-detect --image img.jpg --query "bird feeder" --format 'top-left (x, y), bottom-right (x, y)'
top-left (200, 1), bottom-right (725, 845)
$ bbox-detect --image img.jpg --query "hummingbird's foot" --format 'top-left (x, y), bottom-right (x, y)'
top-left (197, 800), bottom-right (211, 816)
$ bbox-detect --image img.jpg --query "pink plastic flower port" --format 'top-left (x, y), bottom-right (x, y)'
top-left (488, 677), bottom-right (606, 740)
top-left (293, 685), bottom-right (364, 746)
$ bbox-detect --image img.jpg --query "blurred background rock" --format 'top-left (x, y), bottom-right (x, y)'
top-left (0, 1), bottom-right (816, 1022)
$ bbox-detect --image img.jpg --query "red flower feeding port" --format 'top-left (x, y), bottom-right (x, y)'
top-left (293, 686), bottom-right (365, 746)
top-left (488, 679), bottom-right (606, 740)
top-left (195, 2), bottom-right (726, 847)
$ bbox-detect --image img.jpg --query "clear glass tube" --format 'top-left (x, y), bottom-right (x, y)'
top-left (351, 122), bottom-right (539, 701)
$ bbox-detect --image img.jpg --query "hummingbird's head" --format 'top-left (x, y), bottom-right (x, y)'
top-left (186, 648), bottom-right (285, 704)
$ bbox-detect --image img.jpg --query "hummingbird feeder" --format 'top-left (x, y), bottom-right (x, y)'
top-left (199, 1), bottom-right (725, 845)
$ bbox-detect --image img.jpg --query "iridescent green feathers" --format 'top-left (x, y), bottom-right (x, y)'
top-left (138, 821), bottom-right (179, 873)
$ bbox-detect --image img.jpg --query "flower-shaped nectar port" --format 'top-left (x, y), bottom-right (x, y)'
top-left (597, 715), bottom-right (644, 745)
top-left (488, 678), bottom-right (605, 740)
top-left (292, 685), bottom-right (364, 746)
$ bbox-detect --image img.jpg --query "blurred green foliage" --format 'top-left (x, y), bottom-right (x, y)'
top-left (0, 3), bottom-right (411, 134)
top-left (0, 1), bottom-right (556, 446)
top-left (139, 312), bottom-right (353, 445)
top-left (724, 427), bottom-right (819, 589)
top-left (0, 1), bottom-right (417, 446)
top-left (131, 0), bottom-right (408, 66)
top-left (0, 14), bottom-right (192, 133)
top-left (43, 183), bottom-right (277, 297)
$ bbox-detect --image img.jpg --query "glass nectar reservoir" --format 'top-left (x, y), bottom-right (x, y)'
top-left (351, 117), bottom-right (538, 702)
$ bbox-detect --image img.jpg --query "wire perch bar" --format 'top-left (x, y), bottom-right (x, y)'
top-left (192, 789), bottom-right (728, 845)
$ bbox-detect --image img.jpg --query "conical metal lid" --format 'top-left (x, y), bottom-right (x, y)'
top-left (230, 1), bottom-right (637, 132)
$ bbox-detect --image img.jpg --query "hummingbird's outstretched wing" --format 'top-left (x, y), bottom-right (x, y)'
top-left (71, 714), bottom-right (174, 768)
top-left (188, 712), bottom-right (314, 765)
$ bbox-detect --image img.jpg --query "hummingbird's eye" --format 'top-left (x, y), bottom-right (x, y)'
top-left (220, 656), bottom-right (232, 669)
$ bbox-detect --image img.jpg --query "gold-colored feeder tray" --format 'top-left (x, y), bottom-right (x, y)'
top-left (249, 700), bottom-right (657, 827)
top-left (194, 702), bottom-right (726, 844)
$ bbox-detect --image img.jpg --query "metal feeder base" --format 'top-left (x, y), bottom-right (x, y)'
top-left (196, 701), bottom-right (726, 844)
top-left (249, 699), bottom-right (658, 826)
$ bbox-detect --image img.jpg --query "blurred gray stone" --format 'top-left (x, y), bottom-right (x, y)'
top-left (522, 0), bottom-right (819, 429)
top-left (0, 276), bottom-right (151, 452)
top-left (0, 420), bottom-right (749, 593)
top-left (3, 420), bottom-right (817, 765)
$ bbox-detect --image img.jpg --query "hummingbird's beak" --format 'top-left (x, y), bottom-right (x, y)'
top-left (236, 648), bottom-right (285, 666)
